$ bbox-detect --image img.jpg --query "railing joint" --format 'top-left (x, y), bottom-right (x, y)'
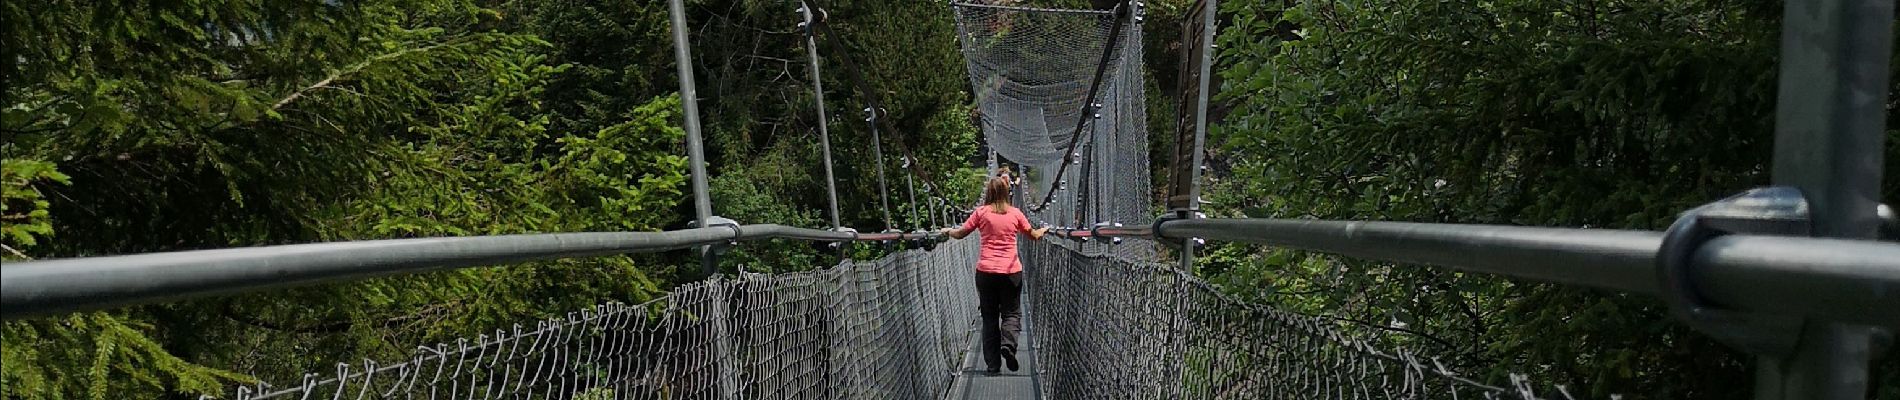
top-left (690, 216), bottom-right (744, 246)
top-left (1657, 186), bottom-right (1811, 357)
top-left (1154, 209), bottom-right (1201, 248)
top-left (828, 226), bottom-right (859, 251)
top-left (1879, 203), bottom-right (1896, 241)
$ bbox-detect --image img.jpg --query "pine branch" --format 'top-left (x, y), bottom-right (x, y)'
top-left (271, 35), bottom-right (491, 111)
top-left (1, 244), bottom-right (30, 259)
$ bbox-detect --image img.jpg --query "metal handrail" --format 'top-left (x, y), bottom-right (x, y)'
top-left (0, 224), bottom-right (940, 320)
top-left (1050, 218), bottom-right (1900, 327)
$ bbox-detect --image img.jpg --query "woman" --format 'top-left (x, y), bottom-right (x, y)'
top-left (941, 175), bottom-right (1049, 374)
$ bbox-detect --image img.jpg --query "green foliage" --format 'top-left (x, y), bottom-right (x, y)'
top-left (0, 160), bottom-right (70, 253)
top-left (1, 313), bottom-right (253, 399)
top-left (711, 170), bottom-right (828, 273)
top-left (553, 95), bottom-right (693, 232)
top-left (0, 0), bottom-right (1001, 396)
top-left (1, 0), bottom-right (694, 397)
top-left (1205, 0), bottom-right (1898, 397)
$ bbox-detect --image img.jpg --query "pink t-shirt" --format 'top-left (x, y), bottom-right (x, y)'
top-left (962, 205), bottom-right (1032, 274)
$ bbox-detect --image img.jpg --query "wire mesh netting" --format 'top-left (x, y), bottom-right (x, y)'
top-left (218, 238), bottom-right (1599, 400)
top-left (223, 240), bottom-right (978, 400)
top-left (1022, 239), bottom-right (1587, 400)
top-left (953, 2), bottom-right (1155, 255)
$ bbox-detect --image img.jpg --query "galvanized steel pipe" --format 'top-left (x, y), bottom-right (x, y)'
top-left (0, 225), bottom-right (935, 320)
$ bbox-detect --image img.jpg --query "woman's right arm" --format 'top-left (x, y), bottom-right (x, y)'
top-left (941, 210), bottom-right (980, 239)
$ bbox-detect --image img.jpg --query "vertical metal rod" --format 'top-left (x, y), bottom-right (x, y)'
top-left (799, 0), bottom-right (894, 231)
top-left (1103, 59), bottom-right (1119, 227)
top-left (928, 195), bottom-right (940, 228)
top-left (1184, 0), bottom-right (1215, 215)
top-left (904, 157), bottom-right (920, 228)
top-left (1181, 0), bottom-right (1217, 272)
top-left (1761, 0), bottom-right (1891, 398)
top-left (668, 0), bottom-right (717, 276)
top-left (800, 3), bottom-right (843, 232)
top-left (869, 111), bottom-right (894, 230)
top-left (987, 149), bottom-right (999, 175)
top-left (1095, 98), bottom-right (1109, 227)
top-left (1077, 143), bottom-right (1091, 229)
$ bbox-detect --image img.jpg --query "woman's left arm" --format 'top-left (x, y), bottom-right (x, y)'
top-left (1017, 213), bottom-right (1048, 240)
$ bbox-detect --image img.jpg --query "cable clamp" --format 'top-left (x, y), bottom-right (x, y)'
top-left (910, 228), bottom-right (941, 251)
top-left (1090, 221), bottom-right (1123, 245)
top-left (689, 217), bottom-right (742, 257)
top-left (827, 227), bottom-right (858, 250)
top-left (1879, 203), bottom-right (1897, 241)
top-left (796, 12), bottom-right (813, 36)
top-left (795, 2), bottom-right (827, 35)
top-left (707, 216), bottom-right (742, 242)
top-left (1154, 208), bottom-right (1198, 250)
top-left (1657, 186), bottom-right (1809, 357)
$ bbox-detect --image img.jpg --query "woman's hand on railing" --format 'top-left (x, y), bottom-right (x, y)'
top-left (1028, 226), bottom-right (1050, 240)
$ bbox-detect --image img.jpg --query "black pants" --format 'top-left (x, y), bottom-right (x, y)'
top-left (976, 271), bottom-right (1023, 369)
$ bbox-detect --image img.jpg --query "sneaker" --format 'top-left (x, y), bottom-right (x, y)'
top-left (1001, 348), bottom-right (1020, 372)
top-left (985, 367), bottom-right (1001, 375)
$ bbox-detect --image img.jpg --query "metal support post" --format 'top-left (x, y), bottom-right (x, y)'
top-left (668, 0), bottom-right (718, 277)
top-left (1077, 143), bottom-right (1092, 229)
top-left (799, 2), bottom-right (843, 232)
top-left (904, 157), bottom-right (920, 229)
top-left (868, 107), bottom-right (894, 230)
top-left (1102, 63), bottom-right (1120, 230)
top-left (987, 149), bottom-right (999, 176)
top-left (929, 195), bottom-right (942, 227)
top-left (1094, 101), bottom-right (1109, 228)
top-left (1179, 0), bottom-right (1217, 272)
top-left (1756, 0), bottom-right (1893, 397)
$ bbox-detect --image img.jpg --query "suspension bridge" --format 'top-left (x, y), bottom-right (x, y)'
top-left (3, 0), bottom-right (1898, 399)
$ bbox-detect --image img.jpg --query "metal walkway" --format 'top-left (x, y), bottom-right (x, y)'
top-left (945, 314), bottom-right (1040, 400)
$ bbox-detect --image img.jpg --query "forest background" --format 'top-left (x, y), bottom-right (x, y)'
top-left (2, 0), bottom-right (1896, 398)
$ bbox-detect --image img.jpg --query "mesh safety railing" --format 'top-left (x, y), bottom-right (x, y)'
top-left (225, 240), bottom-right (978, 400)
top-left (952, 2), bottom-right (1155, 255)
top-left (221, 238), bottom-right (1590, 400)
top-left (1023, 239), bottom-right (1584, 400)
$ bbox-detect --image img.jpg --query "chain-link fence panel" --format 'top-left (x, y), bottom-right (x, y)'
top-left (1023, 239), bottom-right (1587, 399)
top-left (226, 240), bottom-right (979, 400)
